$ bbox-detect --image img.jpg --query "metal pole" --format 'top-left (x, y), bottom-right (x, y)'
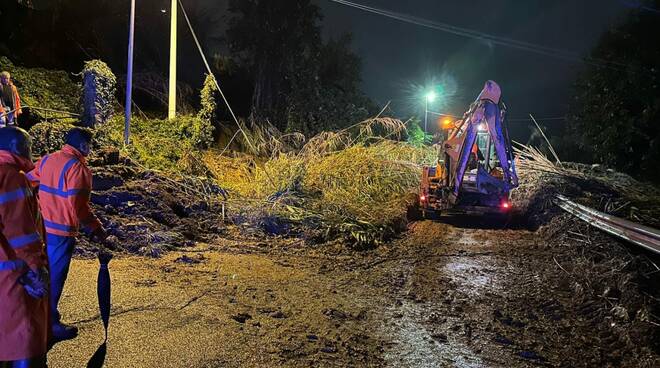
top-left (424, 99), bottom-right (428, 133)
top-left (124, 0), bottom-right (136, 145)
top-left (168, 0), bottom-right (177, 120)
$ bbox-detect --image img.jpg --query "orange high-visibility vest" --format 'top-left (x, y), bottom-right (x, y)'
top-left (27, 145), bottom-right (101, 237)
top-left (0, 151), bottom-right (49, 361)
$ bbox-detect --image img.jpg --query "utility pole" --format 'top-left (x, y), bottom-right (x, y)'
top-left (168, 0), bottom-right (177, 120)
top-left (424, 91), bottom-right (436, 137)
top-left (124, 0), bottom-right (136, 145)
top-left (424, 98), bottom-right (428, 133)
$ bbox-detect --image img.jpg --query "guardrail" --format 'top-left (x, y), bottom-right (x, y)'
top-left (555, 194), bottom-right (660, 255)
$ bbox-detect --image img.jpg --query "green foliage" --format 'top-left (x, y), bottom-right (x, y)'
top-left (566, 4), bottom-right (660, 183)
top-left (81, 59), bottom-right (117, 126)
top-left (406, 120), bottom-right (433, 147)
top-left (29, 121), bottom-right (76, 156)
top-left (100, 115), bottom-right (215, 174)
top-left (198, 74), bottom-right (219, 128)
top-left (0, 57), bottom-right (79, 122)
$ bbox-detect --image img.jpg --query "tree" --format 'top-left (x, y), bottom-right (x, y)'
top-left (227, 0), bottom-right (322, 128)
top-left (286, 34), bottom-right (373, 134)
top-left (566, 0), bottom-right (660, 183)
top-left (227, 0), bottom-right (373, 134)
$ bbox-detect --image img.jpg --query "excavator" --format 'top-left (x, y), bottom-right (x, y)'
top-left (418, 80), bottom-right (519, 218)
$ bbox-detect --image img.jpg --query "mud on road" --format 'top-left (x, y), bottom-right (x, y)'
top-left (49, 220), bottom-right (659, 367)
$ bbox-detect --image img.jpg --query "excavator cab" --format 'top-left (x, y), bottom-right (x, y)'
top-left (418, 82), bottom-right (518, 218)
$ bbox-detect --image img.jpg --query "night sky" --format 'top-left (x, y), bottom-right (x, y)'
top-left (314, 0), bottom-right (631, 139)
top-left (195, 0), bottom-right (630, 139)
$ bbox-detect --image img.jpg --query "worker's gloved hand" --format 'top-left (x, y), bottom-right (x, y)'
top-left (19, 267), bottom-right (49, 299)
top-left (90, 227), bottom-right (108, 244)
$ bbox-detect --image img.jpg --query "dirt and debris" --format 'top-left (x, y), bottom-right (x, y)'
top-left (74, 151), bottom-right (227, 257)
top-left (45, 142), bottom-right (660, 367)
top-left (50, 216), bottom-right (659, 367)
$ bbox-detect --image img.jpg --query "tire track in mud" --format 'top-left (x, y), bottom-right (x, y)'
top-left (375, 221), bottom-right (542, 367)
top-left (48, 220), bottom-right (658, 367)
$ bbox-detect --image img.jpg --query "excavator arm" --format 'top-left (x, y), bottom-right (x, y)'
top-left (419, 80), bottom-right (519, 216)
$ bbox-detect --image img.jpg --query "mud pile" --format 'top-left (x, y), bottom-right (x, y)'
top-left (508, 161), bottom-right (660, 366)
top-left (513, 161), bottom-right (660, 229)
top-left (75, 151), bottom-right (227, 257)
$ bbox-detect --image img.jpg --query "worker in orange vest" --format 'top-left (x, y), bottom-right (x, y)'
top-left (0, 72), bottom-right (22, 126)
top-left (0, 127), bottom-right (49, 367)
top-left (27, 127), bottom-right (107, 342)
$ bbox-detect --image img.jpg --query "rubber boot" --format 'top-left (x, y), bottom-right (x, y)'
top-left (51, 322), bottom-right (78, 342)
top-left (11, 355), bottom-right (47, 368)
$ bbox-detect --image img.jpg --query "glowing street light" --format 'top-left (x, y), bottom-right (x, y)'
top-left (426, 91), bottom-right (437, 103)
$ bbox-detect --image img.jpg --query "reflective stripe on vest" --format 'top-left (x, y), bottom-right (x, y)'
top-left (39, 185), bottom-right (87, 198)
top-left (39, 157), bottom-right (85, 198)
top-left (43, 219), bottom-right (77, 232)
top-left (7, 232), bottom-right (41, 249)
top-left (58, 158), bottom-right (79, 190)
top-left (0, 187), bottom-right (30, 205)
top-left (0, 259), bottom-right (27, 271)
top-left (39, 155), bottom-right (50, 172)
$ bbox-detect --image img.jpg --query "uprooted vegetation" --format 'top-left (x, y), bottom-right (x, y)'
top-left (30, 114), bottom-right (435, 252)
top-left (512, 144), bottom-right (660, 229)
top-left (118, 116), bottom-right (436, 248)
top-left (13, 56), bottom-right (434, 250)
top-left (205, 120), bottom-right (436, 247)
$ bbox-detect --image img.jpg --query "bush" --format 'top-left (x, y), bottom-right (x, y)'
top-left (99, 115), bottom-right (215, 174)
top-left (81, 60), bottom-right (117, 127)
top-left (0, 57), bottom-right (79, 123)
top-left (198, 74), bottom-right (219, 128)
top-left (29, 121), bottom-right (76, 156)
top-left (406, 120), bottom-right (432, 147)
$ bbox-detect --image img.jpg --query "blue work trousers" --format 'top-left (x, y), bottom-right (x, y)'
top-left (46, 234), bottom-right (76, 325)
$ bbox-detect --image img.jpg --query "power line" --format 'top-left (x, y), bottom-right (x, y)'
top-left (508, 117), bottom-right (565, 122)
top-left (177, 0), bottom-right (256, 153)
top-left (328, 0), bottom-right (629, 70)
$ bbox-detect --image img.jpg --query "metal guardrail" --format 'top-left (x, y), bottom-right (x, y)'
top-left (555, 194), bottom-right (660, 255)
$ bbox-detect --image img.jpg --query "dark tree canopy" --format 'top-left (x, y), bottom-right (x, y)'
top-left (566, 0), bottom-right (660, 183)
top-left (2, 0), bottom-right (372, 132)
top-left (0, 0), bottom-right (226, 113)
top-left (227, 0), bottom-right (373, 134)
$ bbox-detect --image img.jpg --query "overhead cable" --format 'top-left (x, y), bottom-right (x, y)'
top-left (328, 0), bottom-right (630, 70)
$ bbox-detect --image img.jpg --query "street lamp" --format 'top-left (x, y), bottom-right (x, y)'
top-left (424, 91), bottom-right (436, 133)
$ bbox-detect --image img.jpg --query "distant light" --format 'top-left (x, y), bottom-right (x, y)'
top-left (478, 123), bottom-right (487, 131)
top-left (501, 201), bottom-right (510, 209)
top-left (420, 195), bottom-right (426, 201)
top-left (161, 8), bottom-right (167, 13)
top-left (426, 91), bottom-right (437, 103)
top-left (441, 118), bottom-right (453, 129)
